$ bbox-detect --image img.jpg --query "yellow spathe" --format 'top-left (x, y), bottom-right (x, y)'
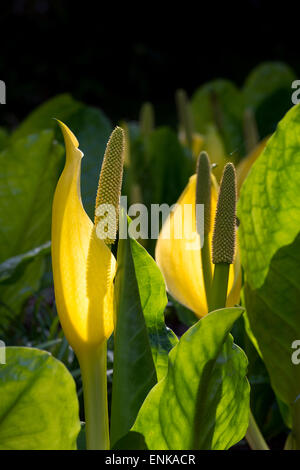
top-left (155, 174), bottom-right (241, 317)
top-left (51, 121), bottom-right (116, 354)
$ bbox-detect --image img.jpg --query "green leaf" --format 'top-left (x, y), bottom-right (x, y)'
top-left (0, 347), bottom-right (80, 450)
top-left (0, 131), bottom-right (63, 260)
top-left (130, 307), bottom-right (249, 450)
top-left (244, 234), bottom-right (300, 419)
top-left (243, 62), bottom-right (296, 138)
top-left (238, 103), bottom-right (300, 290)
top-left (238, 103), bottom-right (300, 433)
top-left (111, 215), bottom-right (178, 447)
top-left (110, 216), bottom-right (157, 448)
top-left (191, 79), bottom-right (244, 159)
top-left (10, 94), bottom-right (82, 141)
top-left (130, 234), bottom-right (178, 381)
top-left (0, 131), bottom-right (64, 325)
top-left (0, 242), bottom-right (51, 285)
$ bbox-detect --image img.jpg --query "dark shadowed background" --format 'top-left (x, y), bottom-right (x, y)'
top-left (0, 0), bottom-right (298, 128)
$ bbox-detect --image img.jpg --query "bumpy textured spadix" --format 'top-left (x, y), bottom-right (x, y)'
top-left (196, 151), bottom-right (211, 235)
top-left (51, 121), bottom-right (116, 355)
top-left (155, 173), bottom-right (241, 317)
top-left (212, 163), bottom-right (237, 264)
top-left (95, 126), bottom-right (124, 245)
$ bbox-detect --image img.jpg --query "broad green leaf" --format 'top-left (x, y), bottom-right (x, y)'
top-left (0, 131), bottom-right (64, 325)
top-left (110, 216), bottom-right (157, 448)
top-left (191, 79), bottom-right (244, 159)
top-left (0, 131), bottom-right (63, 260)
top-left (130, 235), bottom-right (178, 381)
top-left (243, 62), bottom-right (296, 138)
top-left (0, 242), bottom-right (51, 285)
top-left (111, 215), bottom-right (177, 447)
top-left (238, 103), bottom-right (300, 432)
top-left (238, 104), bottom-right (300, 290)
top-left (129, 307), bottom-right (249, 450)
top-left (244, 234), bottom-right (300, 421)
top-left (0, 347), bottom-right (80, 450)
top-left (10, 94), bottom-right (82, 141)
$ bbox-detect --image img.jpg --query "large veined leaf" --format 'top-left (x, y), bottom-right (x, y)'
top-left (121, 307), bottom-right (249, 450)
top-left (191, 79), bottom-right (244, 159)
top-left (238, 103), bottom-right (300, 290)
top-left (110, 215), bottom-right (177, 447)
top-left (0, 131), bottom-right (64, 325)
top-left (244, 235), bottom-right (300, 426)
top-left (243, 62), bottom-right (296, 138)
top-left (110, 217), bottom-right (157, 448)
top-left (238, 104), bottom-right (300, 434)
top-left (0, 347), bottom-right (80, 450)
top-left (130, 237), bottom-right (178, 381)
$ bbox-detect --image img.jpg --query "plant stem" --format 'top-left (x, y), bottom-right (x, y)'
top-left (246, 411), bottom-right (269, 450)
top-left (201, 236), bottom-right (212, 309)
top-left (208, 262), bottom-right (229, 312)
top-left (78, 341), bottom-right (110, 450)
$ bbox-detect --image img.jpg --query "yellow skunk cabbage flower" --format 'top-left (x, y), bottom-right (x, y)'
top-left (51, 121), bottom-right (117, 355)
top-left (52, 121), bottom-right (124, 450)
top-left (155, 172), bottom-right (241, 317)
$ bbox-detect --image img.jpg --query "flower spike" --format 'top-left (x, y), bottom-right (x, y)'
top-left (95, 126), bottom-right (125, 245)
top-left (212, 162), bottom-right (237, 265)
